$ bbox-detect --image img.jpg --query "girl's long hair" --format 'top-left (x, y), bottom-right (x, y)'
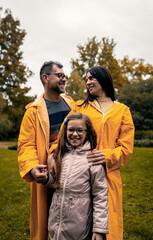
top-left (80, 66), bottom-right (115, 107)
top-left (52, 113), bottom-right (97, 188)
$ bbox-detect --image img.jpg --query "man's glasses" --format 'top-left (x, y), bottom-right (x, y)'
top-left (46, 73), bottom-right (68, 80)
top-left (67, 128), bottom-right (87, 135)
top-left (85, 76), bottom-right (97, 82)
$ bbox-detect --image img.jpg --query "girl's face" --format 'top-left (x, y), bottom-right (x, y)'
top-left (86, 72), bottom-right (104, 97)
top-left (66, 119), bottom-right (87, 147)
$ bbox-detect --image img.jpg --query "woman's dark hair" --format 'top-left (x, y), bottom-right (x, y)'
top-left (81, 66), bottom-right (115, 106)
top-left (53, 113), bottom-right (97, 188)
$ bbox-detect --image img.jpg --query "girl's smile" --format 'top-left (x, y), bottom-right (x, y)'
top-left (67, 119), bottom-right (87, 147)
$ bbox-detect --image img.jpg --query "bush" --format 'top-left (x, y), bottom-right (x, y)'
top-left (8, 145), bottom-right (17, 150)
top-left (134, 139), bottom-right (153, 147)
top-left (135, 130), bottom-right (153, 140)
top-left (118, 79), bottom-right (153, 131)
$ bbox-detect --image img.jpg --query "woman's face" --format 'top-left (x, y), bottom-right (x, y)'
top-left (66, 119), bottom-right (87, 147)
top-left (86, 72), bottom-right (104, 97)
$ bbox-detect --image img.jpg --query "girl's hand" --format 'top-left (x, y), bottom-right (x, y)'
top-left (92, 232), bottom-right (103, 240)
top-left (87, 149), bottom-right (106, 165)
top-left (47, 153), bottom-right (56, 178)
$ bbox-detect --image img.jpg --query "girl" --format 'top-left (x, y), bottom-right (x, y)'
top-left (45, 113), bottom-right (108, 240)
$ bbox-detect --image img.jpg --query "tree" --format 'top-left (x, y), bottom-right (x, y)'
top-left (65, 70), bottom-right (86, 100)
top-left (68, 36), bottom-right (126, 100)
top-left (118, 79), bottom-right (153, 131)
top-left (0, 8), bottom-right (35, 139)
top-left (67, 36), bottom-right (153, 100)
top-left (120, 56), bottom-right (153, 83)
top-left (0, 93), bottom-right (13, 139)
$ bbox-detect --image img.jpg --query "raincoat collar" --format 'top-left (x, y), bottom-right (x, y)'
top-left (25, 93), bottom-right (73, 110)
top-left (66, 141), bottom-right (91, 154)
top-left (25, 93), bottom-right (45, 109)
top-left (87, 100), bottom-right (126, 123)
top-left (90, 100), bottom-right (119, 113)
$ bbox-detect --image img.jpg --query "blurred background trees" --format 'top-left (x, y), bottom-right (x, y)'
top-left (66, 36), bottom-right (153, 99)
top-left (0, 8), bottom-right (153, 143)
top-left (0, 8), bottom-right (35, 140)
top-left (68, 37), bottom-right (125, 96)
top-left (118, 79), bottom-right (153, 131)
top-left (65, 37), bottom-right (153, 146)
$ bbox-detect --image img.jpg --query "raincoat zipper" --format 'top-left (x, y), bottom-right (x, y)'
top-left (36, 109), bottom-right (48, 154)
top-left (93, 105), bottom-right (119, 147)
top-left (56, 148), bottom-right (75, 240)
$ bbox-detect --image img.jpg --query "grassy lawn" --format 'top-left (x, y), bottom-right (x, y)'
top-left (121, 148), bottom-right (153, 240)
top-left (0, 143), bottom-right (30, 240)
top-left (0, 143), bottom-right (153, 239)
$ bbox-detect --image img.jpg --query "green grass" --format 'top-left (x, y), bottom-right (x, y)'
top-left (0, 148), bottom-right (30, 239)
top-left (0, 145), bottom-right (153, 239)
top-left (121, 148), bottom-right (153, 240)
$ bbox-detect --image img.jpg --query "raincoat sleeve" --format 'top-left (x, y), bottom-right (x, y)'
top-left (18, 108), bottom-right (39, 182)
top-left (90, 164), bottom-right (109, 234)
top-left (102, 107), bottom-right (135, 173)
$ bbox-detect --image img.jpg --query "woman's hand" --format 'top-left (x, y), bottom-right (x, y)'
top-left (47, 153), bottom-right (56, 178)
top-left (87, 149), bottom-right (106, 165)
top-left (92, 233), bottom-right (103, 240)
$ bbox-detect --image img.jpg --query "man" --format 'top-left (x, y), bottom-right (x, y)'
top-left (18, 61), bottom-right (75, 240)
top-left (18, 61), bottom-right (105, 240)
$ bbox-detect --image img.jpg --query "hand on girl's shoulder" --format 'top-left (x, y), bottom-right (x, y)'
top-left (92, 232), bottom-right (104, 240)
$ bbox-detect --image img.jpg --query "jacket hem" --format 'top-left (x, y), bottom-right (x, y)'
top-left (93, 228), bottom-right (109, 234)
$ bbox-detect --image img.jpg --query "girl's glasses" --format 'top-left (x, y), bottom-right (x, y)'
top-left (67, 128), bottom-right (87, 135)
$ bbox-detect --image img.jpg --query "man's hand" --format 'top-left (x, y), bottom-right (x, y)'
top-left (92, 233), bottom-right (103, 240)
top-left (87, 149), bottom-right (106, 165)
top-left (47, 153), bottom-right (56, 178)
top-left (30, 165), bottom-right (48, 183)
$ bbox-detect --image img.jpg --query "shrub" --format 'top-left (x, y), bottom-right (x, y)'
top-left (134, 139), bottom-right (153, 147)
top-left (8, 145), bottom-right (18, 150)
top-left (135, 130), bottom-right (153, 140)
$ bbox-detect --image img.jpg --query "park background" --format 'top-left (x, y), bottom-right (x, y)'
top-left (0, 0), bottom-right (153, 239)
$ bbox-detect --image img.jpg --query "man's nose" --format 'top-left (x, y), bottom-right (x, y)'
top-left (61, 77), bottom-right (66, 82)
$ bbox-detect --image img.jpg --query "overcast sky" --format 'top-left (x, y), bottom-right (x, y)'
top-left (1, 0), bottom-right (153, 97)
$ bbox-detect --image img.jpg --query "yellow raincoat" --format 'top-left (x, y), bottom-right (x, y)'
top-left (50, 100), bottom-right (135, 240)
top-left (18, 93), bottom-right (75, 240)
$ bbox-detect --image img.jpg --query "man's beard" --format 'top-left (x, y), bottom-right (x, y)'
top-left (55, 86), bottom-right (65, 93)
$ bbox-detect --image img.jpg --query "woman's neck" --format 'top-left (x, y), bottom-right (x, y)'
top-left (95, 96), bottom-right (113, 112)
top-left (97, 96), bottom-right (112, 103)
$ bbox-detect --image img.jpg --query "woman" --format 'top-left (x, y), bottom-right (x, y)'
top-left (49, 66), bottom-right (135, 240)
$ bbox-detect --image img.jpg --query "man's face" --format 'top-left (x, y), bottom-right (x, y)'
top-left (46, 64), bottom-right (67, 93)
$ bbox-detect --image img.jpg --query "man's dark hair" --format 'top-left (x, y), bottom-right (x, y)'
top-left (40, 61), bottom-right (63, 84)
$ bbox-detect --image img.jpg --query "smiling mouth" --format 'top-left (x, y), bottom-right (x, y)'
top-left (70, 138), bottom-right (80, 141)
top-left (59, 82), bottom-right (65, 86)
top-left (89, 86), bottom-right (94, 91)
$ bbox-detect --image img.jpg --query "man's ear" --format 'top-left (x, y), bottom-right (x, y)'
top-left (42, 74), bottom-right (48, 84)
